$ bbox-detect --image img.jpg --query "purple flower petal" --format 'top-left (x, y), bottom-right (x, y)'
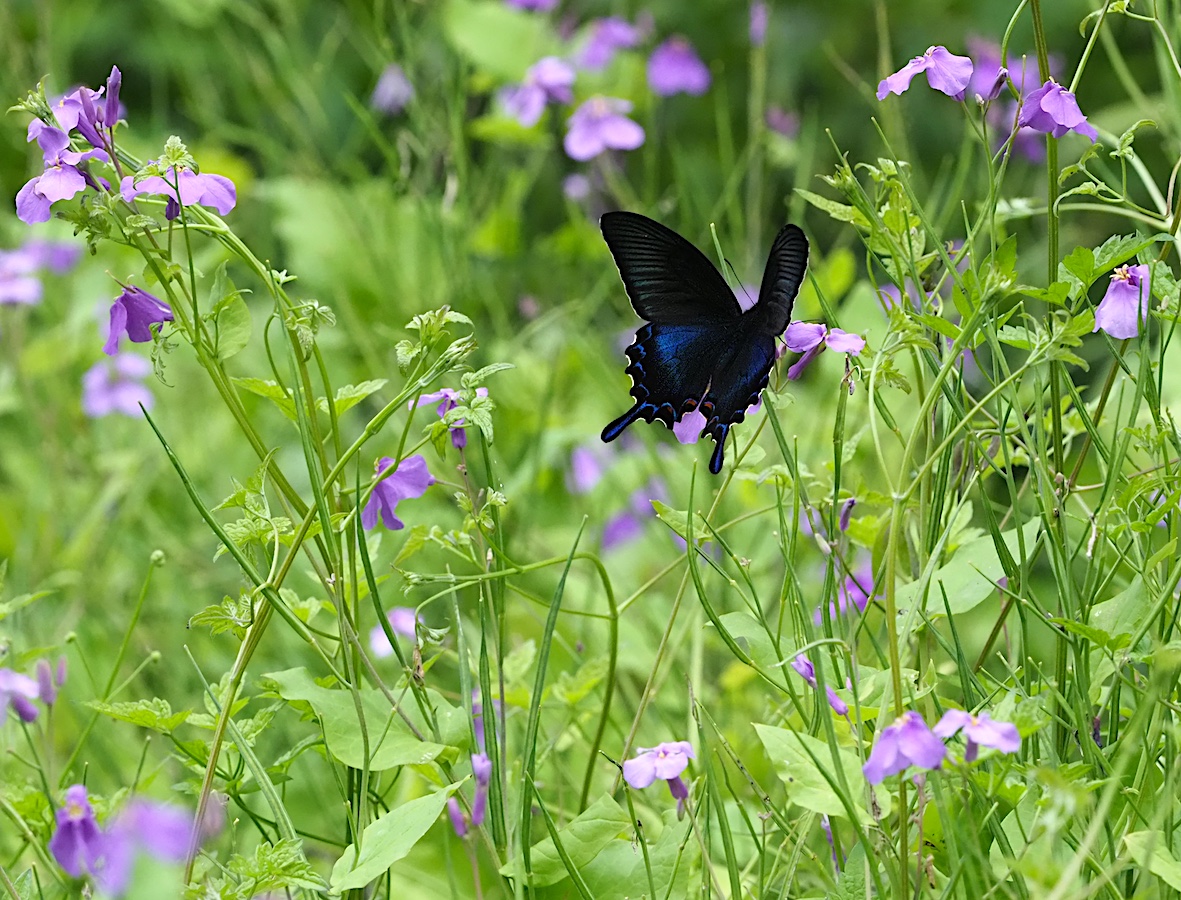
top-left (749, 2), bottom-right (769, 46)
top-left (791, 654), bottom-right (816, 687)
top-left (784, 321), bottom-right (825, 353)
top-left (673, 409), bottom-right (707, 444)
top-left (362, 455), bottom-right (435, 531)
top-left (825, 329), bottom-right (866, 355)
top-left (1094, 264), bottom-right (1150, 339)
top-left (34, 165), bottom-right (87, 203)
top-left (371, 63), bottom-right (414, 115)
top-left (647, 37), bottom-right (711, 97)
top-left (15, 178), bottom-right (53, 224)
top-left (1017, 80), bottom-right (1097, 141)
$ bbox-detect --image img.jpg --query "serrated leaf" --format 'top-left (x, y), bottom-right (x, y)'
top-left (228, 838), bottom-right (326, 892)
top-left (332, 784), bottom-right (462, 891)
top-left (1059, 246), bottom-right (1095, 298)
top-left (189, 593), bottom-right (253, 640)
top-left (86, 698), bottom-right (190, 733)
top-left (1093, 232), bottom-right (1168, 275)
top-left (462, 362), bottom-right (514, 387)
top-left (996, 325), bottom-right (1034, 349)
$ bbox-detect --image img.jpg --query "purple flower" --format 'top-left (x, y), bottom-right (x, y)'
top-left (23, 238), bottom-right (81, 274)
top-left (965, 39), bottom-right (1008, 103)
top-left (447, 797), bottom-right (468, 837)
top-left (506, 0), bottom-right (557, 9)
top-left (16, 126), bottom-right (110, 225)
top-left (0, 669), bottom-right (40, 725)
top-left (0, 237), bottom-right (80, 303)
top-left (102, 285), bottom-right (173, 355)
top-left (36, 658), bottom-right (63, 706)
top-left (564, 97), bottom-right (645, 161)
top-left (785, 322), bottom-right (866, 380)
top-left (821, 814), bottom-right (840, 872)
top-left (563, 173), bottom-right (592, 202)
top-left (1093, 264), bottom-right (1150, 339)
top-left (371, 63), bottom-right (414, 116)
top-left (501, 57), bottom-right (575, 127)
top-left (826, 685), bottom-right (849, 717)
top-left (791, 655), bottom-right (816, 686)
top-left (750, 2), bottom-right (769, 46)
top-left (361, 454), bottom-right (435, 531)
top-left (876, 46), bottom-right (974, 101)
top-left (48, 785), bottom-right (103, 878)
top-left (368, 607), bottom-right (420, 658)
top-left (602, 480), bottom-right (665, 551)
top-left (647, 38), bottom-right (711, 97)
top-left (97, 799), bottom-right (192, 895)
top-left (838, 498), bottom-right (856, 532)
top-left (623, 740), bottom-right (694, 813)
top-left (1017, 79), bottom-right (1097, 141)
top-left (412, 387), bottom-right (487, 449)
top-left (814, 561), bottom-right (875, 625)
top-left (470, 753), bottom-right (492, 828)
top-left (82, 354), bottom-right (154, 418)
top-left (578, 17), bottom-right (640, 70)
top-left (120, 167), bottom-right (237, 220)
top-left (862, 711), bottom-right (947, 783)
top-left (933, 709), bottom-right (1020, 762)
top-left (766, 106), bottom-right (799, 138)
top-left (568, 445), bottom-right (606, 494)
top-left (672, 408), bottom-right (708, 444)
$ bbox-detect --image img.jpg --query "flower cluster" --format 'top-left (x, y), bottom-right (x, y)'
top-left (878, 43), bottom-right (1097, 144)
top-left (862, 708), bottom-right (1020, 783)
top-left (411, 387), bottom-right (488, 449)
top-left (1, 658), bottom-right (66, 724)
top-left (82, 354), bottom-right (154, 418)
top-left (48, 785), bottom-right (194, 895)
top-left (0, 237), bottom-right (79, 305)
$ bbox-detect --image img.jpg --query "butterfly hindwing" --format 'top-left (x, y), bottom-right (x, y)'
top-left (753, 223), bottom-right (809, 336)
top-left (600, 211), bottom-right (741, 324)
top-left (697, 327), bottom-right (778, 473)
top-left (601, 322), bottom-right (721, 441)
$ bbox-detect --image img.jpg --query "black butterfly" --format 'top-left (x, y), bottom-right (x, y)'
top-left (600, 211), bottom-right (808, 474)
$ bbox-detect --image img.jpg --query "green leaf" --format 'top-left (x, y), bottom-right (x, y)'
top-left (499, 795), bottom-right (630, 886)
top-left (443, 0), bottom-right (553, 80)
top-left (0, 589), bottom-right (52, 623)
top-left (896, 520), bottom-right (1040, 622)
top-left (211, 279), bottom-right (252, 361)
top-left (1090, 576), bottom-right (1151, 651)
top-left (189, 593), bottom-right (253, 640)
top-left (227, 838), bottom-right (326, 893)
top-left (555, 810), bottom-right (695, 900)
top-left (1092, 231), bottom-right (1167, 274)
top-left (795, 189), bottom-right (868, 227)
top-left (1124, 831), bottom-right (1181, 889)
top-left (233, 377), bottom-right (296, 421)
top-left (86, 698), bottom-right (190, 734)
top-left (263, 667), bottom-right (453, 770)
top-left (754, 725), bottom-right (883, 823)
top-left (317, 379), bottom-right (388, 417)
top-left (1059, 246), bottom-right (1095, 298)
top-left (331, 783), bottom-right (462, 891)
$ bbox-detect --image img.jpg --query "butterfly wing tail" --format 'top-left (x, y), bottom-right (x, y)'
top-left (708, 424), bottom-right (729, 474)
top-left (602, 404), bottom-right (644, 443)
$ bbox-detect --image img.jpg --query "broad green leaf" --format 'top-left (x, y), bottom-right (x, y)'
top-left (754, 725), bottom-right (883, 823)
top-left (1059, 245), bottom-right (1095, 298)
top-left (224, 837), bottom-right (326, 893)
top-left (331, 784), bottom-right (461, 891)
top-left (718, 611), bottom-right (780, 671)
top-left (1090, 576), bottom-right (1151, 651)
top-left (1092, 231), bottom-right (1168, 274)
top-left (263, 667), bottom-right (452, 770)
top-left (443, 0), bottom-right (553, 80)
top-left (795, 189), bottom-right (868, 227)
top-left (1124, 831), bottom-right (1181, 889)
top-left (86, 699), bottom-right (190, 733)
top-left (896, 520), bottom-right (1040, 622)
top-left (317, 379), bottom-right (387, 417)
top-left (827, 844), bottom-right (868, 899)
top-left (213, 295), bottom-right (252, 361)
top-left (233, 377), bottom-right (296, 420)
top-left (500, 795), bottom-right (629, 887)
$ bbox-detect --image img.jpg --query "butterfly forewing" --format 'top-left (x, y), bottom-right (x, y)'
top-left (754, 224), bottom-right (809, 336)
top-left (600, 211), bottom-right (741, 324)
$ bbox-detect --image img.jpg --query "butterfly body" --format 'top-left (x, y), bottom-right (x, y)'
top-left (599, 211), bottom-right (808, 473)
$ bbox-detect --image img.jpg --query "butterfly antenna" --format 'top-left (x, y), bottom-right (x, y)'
top-left (724, 258), bottom-right (753, 305)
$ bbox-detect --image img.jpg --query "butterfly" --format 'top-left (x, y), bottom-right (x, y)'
top-left (600, 211), bottom-right (808, 474)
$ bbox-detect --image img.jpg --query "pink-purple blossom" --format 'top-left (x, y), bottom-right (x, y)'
top-left (501, 57), bottom-right (575, 127)
top-left (1093, 264), bottom-right (1151, 339)
top-left (0, 238), bottom-right (78, 304)
top-left (371, 63), bottom-right (414, 116)
top-left (766, 106), bottom-right (799, 138)
top-left (623, 740), bottom-right (694, 814)
top-left (578, 17), bottom-right (640, 70)
top-left (784, 322), bottom-right (866, 379)
top-left (447, 797), bottom-right (467, 837)
top-left (36, 657), bottom-right (66, 706)
top-left (862, 711), bottom-right (946, 783)
top-left (814, 561), bottom-right (875, 625)
top-left (48, 785), bottom-right (103, 879)
top-left (750, 2), bottom-right (769, 46)
top-left (568, 445), bottom-right (606, 494)
top-left (838, 498), bottom-right (856, 532)
top-left (602, 481), bottom-right (666, 551)
top-left (102, 285), bottom-right (174, 355)
top-left (471, 753), bottom-right (492, 828)
top-left (120, 167), bottom-right (237, 220)
top-left (361, 454), bottom-right (434, 530)
top-left (647, 38), bottom-right (711, 97)
top-left (0, 668), bottom-right (40, 725)
top-left (82, 354), bottom-right (154, 418)
top-left (16, 125), bottom-right (110, 225)
top-left (933, 709), bottom-right (1020, 762)
top-left (506, 0), bottom-right (557, 9)
top-left (368, 607), bottom-right (421, 657)
top-left (876, 46), bottom-right (974, 101)
top-left (564, 97), bottom-right (645, 161)
top-left (97, 799), bottom-right (192, 895)
top-left (1017, 79), bottom-right (1097, 141)
top-left (790, 655), bottom-right (849, 716)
